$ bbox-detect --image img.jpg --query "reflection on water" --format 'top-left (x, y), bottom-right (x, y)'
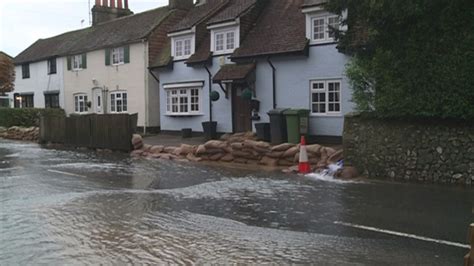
top-left (0, 140), bottom-right (472, 265)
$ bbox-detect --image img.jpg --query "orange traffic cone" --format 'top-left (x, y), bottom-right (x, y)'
top-left (298, 136), bottom-right (311, 174)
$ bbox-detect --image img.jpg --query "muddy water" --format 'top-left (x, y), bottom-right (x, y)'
top-left (0, 140), bottom-right (472, 265)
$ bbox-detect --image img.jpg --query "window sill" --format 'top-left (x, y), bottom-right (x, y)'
top-left (309, 40), bottom-right (337, 46)
top-left (110, 111), bottom-right (128, 114)
top-left (48, 73), bottom-right (57, 75)
top-left (310, 113), bottom-right (343, 118)
top-left (72, 69), bottom-right (84, 72)
top-left (111, 62), bottom-right (125, 66)
top-left (212, 50), bottom-right (235, 56)
top-left (165, 113), bottom-right (204, 117)
top-left (173, 56), bottom-right (191, 62)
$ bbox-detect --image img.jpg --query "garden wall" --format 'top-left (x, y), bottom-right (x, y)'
top-left (343, 113), bottom-right (474, 185)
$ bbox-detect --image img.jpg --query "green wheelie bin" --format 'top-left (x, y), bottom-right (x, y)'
top-left (283, 109), bottom-right (310, 144)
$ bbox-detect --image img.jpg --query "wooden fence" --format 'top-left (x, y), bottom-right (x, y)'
top-left (466, 223), bottom-right (474, 266)
top-left (40, 113), bottom-right (138, 152)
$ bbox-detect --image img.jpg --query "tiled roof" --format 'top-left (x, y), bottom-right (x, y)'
top-left (0, 51), bottom-right (13, 59)
top-left (213, 63), bottom-right (256, 82)
top-left (302, 0), bottom-right (328, 8)
top-left (14, 6), bottom-right (173, 64)
top-left (207, 0), bottom-right (257, 25)
top-left (169, 0), bottom-right (228, 33)
top-left (232, 0), bottom-right (308, 59)
top-left (150, 40), bottom-right (173, 69)
top-left (185, 34), bottom-right (212, 65)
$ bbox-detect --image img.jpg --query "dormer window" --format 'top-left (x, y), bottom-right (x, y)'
top-left (171, 35), bottom-right (194, 60)
top-left (211, 26), bottom-right (239, 55)
top-left (306, 12), bottom-right (341, 44)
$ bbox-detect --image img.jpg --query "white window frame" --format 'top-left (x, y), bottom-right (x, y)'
top-left (210, 26), bottom-right (239, 55)
top-left (306, 12), bottom-right (341, 44)
top-left (310, 79), bottom-right (342, 116)
top-left (111, 47), bottom-right (125, 65)
top-left (72, 55), bottom-right (83, 70)
top-left (164, 84), bottom-right (203, 116)
top-left (110, 91), bottom-right (128, 113)
top-left (74, 93), bottom-right (88, 114)
top-left (171, 34), bottom-right (195, 60)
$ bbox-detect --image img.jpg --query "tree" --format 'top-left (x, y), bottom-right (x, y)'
top-left (0, 52), bottom-right (15, 96)
top-left (326, 0), bottom-right (474, 119)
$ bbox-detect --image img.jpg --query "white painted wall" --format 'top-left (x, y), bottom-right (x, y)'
top-left (10, 59), bottom-right (65, 108)
top-left (63, 42), bottom-right (159, 128)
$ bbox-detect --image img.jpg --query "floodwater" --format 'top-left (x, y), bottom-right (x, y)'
top-left (0, 139), bottom-right (472, 265)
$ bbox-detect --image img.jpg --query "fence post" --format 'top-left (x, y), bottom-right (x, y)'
top-left (39, 115), bottom-right (46, 143)
top-left (465, 223), bottom-right (474, 266)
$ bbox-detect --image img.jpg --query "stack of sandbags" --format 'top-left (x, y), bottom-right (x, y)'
top-left (195, 140), bottom-right (230, 161)
top-left (0, 126), bottom-right (40, 141)
top-left (131, 134), bottom-right (143, 150)
top-left (129, 132), bottom-right (344, 170)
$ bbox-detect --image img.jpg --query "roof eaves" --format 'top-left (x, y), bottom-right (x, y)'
top-left (231, 44), bottom-right (310, 61)
top-left (185, 53), bottom-right (213, 67)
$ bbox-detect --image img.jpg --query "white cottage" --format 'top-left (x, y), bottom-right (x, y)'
top-left (11, 0), bottom-right (193, 133)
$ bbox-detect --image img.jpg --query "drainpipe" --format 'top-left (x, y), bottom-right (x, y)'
top-left (149, 69), bottom-right (160, 84)
top-left (143, 41), bottom-right (148, 135)
top-left (204, 65), bottom-right (213, 123)
top-left (267, 57), bottom-right (276, 109)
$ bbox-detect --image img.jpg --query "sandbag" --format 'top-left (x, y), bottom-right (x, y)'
top-left (271, 143), bottom-right (295, 152)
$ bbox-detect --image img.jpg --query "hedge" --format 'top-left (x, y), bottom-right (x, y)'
top-left (0, 108), bottom-right (65, 128)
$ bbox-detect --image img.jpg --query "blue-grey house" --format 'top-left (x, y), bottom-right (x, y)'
top-left (150, 0), bottom-right (353, 140)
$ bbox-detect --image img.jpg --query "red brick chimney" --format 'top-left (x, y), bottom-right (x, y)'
top-left (92, 0), bottom-right (133, 25)
top-left (169, 0), bottom-right (194, 10)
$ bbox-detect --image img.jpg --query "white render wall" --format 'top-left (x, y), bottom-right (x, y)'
top-left (253, 44), bottom-right (354, 136)
top-left (10, 59), bottom-right (65, 108)
top-left (63, 42), bottom-right (159, 128)
top-left (158, 57), bottom-right (234, 133)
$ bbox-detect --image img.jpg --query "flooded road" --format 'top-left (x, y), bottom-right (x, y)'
top-left (1, 139), bottom-right (473, 265)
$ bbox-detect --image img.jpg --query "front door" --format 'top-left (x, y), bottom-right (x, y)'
top-left (93, 89), bottom-right (103, 114)
top-left (232, 85), bottom-right (252, 133)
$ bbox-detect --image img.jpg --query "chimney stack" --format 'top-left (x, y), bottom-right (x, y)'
top-left (169, 0), bottom-right (194, 10)
top-left (92, 0), bottom-right (133, 26)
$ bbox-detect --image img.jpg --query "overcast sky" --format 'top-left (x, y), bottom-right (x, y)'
top-left (0, 0), bottom-right (169, 57)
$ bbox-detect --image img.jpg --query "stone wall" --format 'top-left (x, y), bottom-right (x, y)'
top-left (343, 113), bottom-right (474, 185)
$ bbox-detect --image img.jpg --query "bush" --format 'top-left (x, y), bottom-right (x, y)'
top-left (327, 0), bottom-right (474, 119)
top-left (0, 108), bottom-right (65, 128)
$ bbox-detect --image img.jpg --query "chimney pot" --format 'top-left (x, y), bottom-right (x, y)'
top-left (95, 0), bottom-right (100, 6)
top-left (117, 0), bottom-right (123, 9)
top-left (124, 0), bottom-right (128, 9)
top-left (110, 0), bottom-right (115, 8)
